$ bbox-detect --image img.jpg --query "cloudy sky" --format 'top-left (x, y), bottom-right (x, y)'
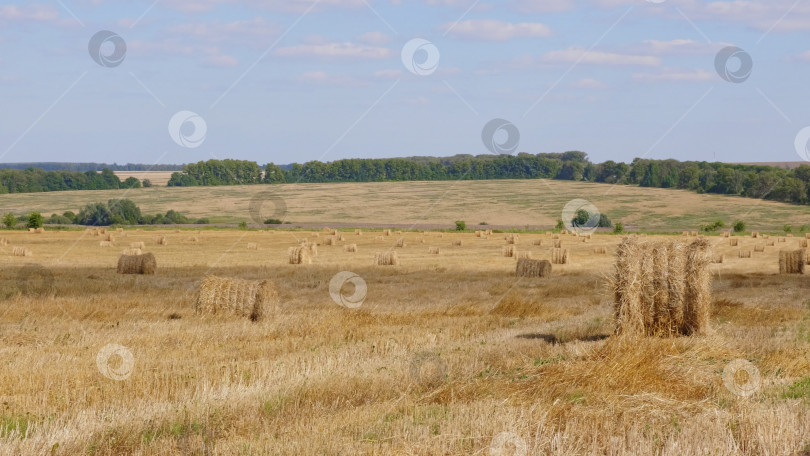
top-left (1, 0), bottom-right (809, 166)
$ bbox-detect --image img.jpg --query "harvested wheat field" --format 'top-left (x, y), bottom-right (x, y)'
top-left (0, 228), bottom-right (808, 455)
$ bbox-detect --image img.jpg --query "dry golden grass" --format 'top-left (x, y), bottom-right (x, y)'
top-left (0, 229), bottom-right (807, 455)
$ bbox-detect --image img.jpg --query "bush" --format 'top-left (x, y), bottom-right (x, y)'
top-left (455, 220), bottom-right (466, 231)
top-left (142, 179), bottom-right (152, 188)
top-left (27, 212), bottom-right (43, 229)
top-left (194, 218), bottom-right (210, 224)
top-left (733, 220), bottom-right (746, 233)
top-left (784, 224), bottom-right (793, 233)
top-left (554, 219), bottom-right (565, 231)
top-left (2, 213), bottom-right (16, 229)
top-left (701, 220), bottom-right (725, 232)
top-left (264, 218), bottom-right (283, 225)
top-left (122, 177), bottom-right (141, 189)
top-left (598, 214), bottom-right (612, 228)
top-left (238, 221), bottom-right (248, 230)
top-left (45, 214), bottom-right (74, 225)
top-left (613, 222), bottom-right (624, 234)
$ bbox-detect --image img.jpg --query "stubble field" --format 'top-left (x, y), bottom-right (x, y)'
top-left (0, 228), bottom-right (809, 455)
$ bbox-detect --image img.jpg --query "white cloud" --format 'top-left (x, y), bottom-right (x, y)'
top-left (298, 71), bottom-right (366, 86)
top-left (201, 54), bottom-right (239, 67)
top-left (0, 4), bottom-right (59, 22)
top-left (543, 47), bottom-right (660, 66)
top-left (443, 19), bottom-right (552, 41)
top-left (511, 0), bottom-right (576, 13)
top-left (275, 42), bottom-right (392, 59)
top-left (640, 39), bottom-right (726, 55)
top-left (164, 18), bottom-right (280, 45)
top-left (571, 78), bottom-right (609, 89)
top-left (633, 69), bottom-right (715, 82)
top-left (357, 31), bottom-right (393, 46)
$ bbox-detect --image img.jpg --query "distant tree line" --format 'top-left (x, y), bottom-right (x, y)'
top-left (0, 168), bottom-right (145, 193)
top-left (0, 162), bottom-right (182, 172)
top-left (2, 200), bottom-right (206, 227)
top-left (166, 155), bottom-right (810, 206)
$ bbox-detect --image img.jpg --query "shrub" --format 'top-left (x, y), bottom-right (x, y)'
top-left (479, 221), bottom-right (487, 225)
top-left (733, 220), bottom-right (746, 233)
top-left (2, 213), bottom-right (17, 229)
top-left (598, 214), bottom-right (612, 228)
top-left (613, 222), bottom-right (624, 234)
top-left (264, 218), bottom-right (283, 225)
top-left (455, 220), bottom-right (466, 231)
top-left (784, 224), bottom-right (793, 233)
top-left (142, 179), bottom-right (152, 188)
top-left (700, 220), bottom-right (725, 232)
top-left (554, 219), bottom-right (565, 231)
top-left (238, 221), bottom-right (248, 230)
top-left (194, 218), bottom-right (210, 224)
top-left (27, 212), bottom-right (43, 229)
top-left (122, 177), bottom-right (141, 189)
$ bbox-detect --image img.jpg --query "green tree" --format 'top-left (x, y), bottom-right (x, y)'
top-left (554, 219), bottom-right (565, 231)
top-left (78, 203), bottom-right (112, 226)
top-left (613, 222), bottom-right (624, 234)
top-left (733, 220), bottom-right (746, 233)
top-left (27, 212), bottom-right (43, 229)
top-left (122, 177), bottom-right (141, 189)
top-left (3, 212), bottom-right (17, 228)
top-left (455, 220), bottom-right (466, 231)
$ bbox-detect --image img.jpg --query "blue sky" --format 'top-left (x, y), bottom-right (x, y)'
top-left (1, 0), bottom-right (810, 166)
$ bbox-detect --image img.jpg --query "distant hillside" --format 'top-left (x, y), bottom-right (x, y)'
top-left (0, 162), bottom-right (183, 172)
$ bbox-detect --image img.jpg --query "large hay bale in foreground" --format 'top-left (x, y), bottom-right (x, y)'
top-left (288, 246), bottom-right (312, 264)
top-left (516, 258), bottom-right (551, 278)
top-left (779, 249), bottom-right (806, 274)
top-left (375, 251), bottom-right (399, 266)
top-left (116, 252), bottom-right (156, 274)
top-left (611, 236), bottom-right (711, 337)
top-left (194, 276), bottom-right (276, 321)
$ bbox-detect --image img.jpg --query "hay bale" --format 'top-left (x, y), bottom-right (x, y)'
top-left (551, 248), bottom-right (569, 264)
top-left (505, 234), bottom-right (519, 244)
top-left (155, 236), bottom-right (168, 246)
top-left (395, 231), bottom-right (403, 235)
top-left (122, 248), bottom-right (142, 255)
top-left (593, 246), bottom-right (607, 254)
top-left (383, 229), bottom-right (392, 236)
top-left (355, 229), bottom-right (362, 235)
top-left (682, 231), bottom-right (689, 236)
top-left (552, 234), bottom-right (560, 240)
top-left (337, 234), bottom-right (345, 241)
top-left (533, 239), bottom-right (543, 246)
top-left (395, 238), bottom-right (406, 248)
top-left (0, 237), bottom-right (8, 246)
top-left (738, 250), bottom-right (751, 258)
top-left (452, 240), bottom-right (462, 247)
top-left (690, 231), bottom-right (698, 237)
top-left (475, 231), bottom-right (483, 238)
top-left (787, 233), bottom-right (794, 238)
top-left (729, 238), bottom-right (738, 246)
top-left (611, 237), bottom-right (711, 337)
top-left (99, 241), bottom-right (113, 247)
top-left (324, 236), bottom-right (337, 246)
top-left (766, 240), bottom-right (775, 247)
top-left (116, 252), bottom-right (156, 274)
top-left (374, 235), bottom-right (384, 240)
top-left (711, 254), bottom-right (724, 264)
top-left (130, 241), bottom-right (146, 249)
top-left (516, 251), bottom-right (532, 259)
top-left (194, 275), bottom-right (276, 321)
top-left (502, 245), bottom-right (516, 257)
top-left (12, 247), bottom-right (32, 257)
top-left (751, 232), bottom-right (759, 238)
top-left (189, 236), bottom-right (199, 243)
top-left (581, 237), bottom-right (589, 243)
top-left (515, 258), bottom-right (551, 278)
top-left (723, 231), bottom-right (730, 238)
top-left (485, 229), bottom-right (493, 236)
top-left (754, 244), bottom-right (765, 253)
top-left (778, 237), bottom-right (786, 243)
top-left (800, 239), bottom-right (808, 248)
top-left (28, 228), bottom-right (35, 233)
top-left (561, 230), bottom-right (569, 235)
top-left (103, 233), bottom-right (115, 242)
top-left (344, 244), bottom-right (358, 253)
top-left (375, 251), bottom-right (399, 266)
top-left (247, 242), bottom-right (258, 250)
top-left (553, 240), bottom-right (562, 248)
top-left (288, 246), bottom-right (312, 265)
top-left (779, 249), bottom-right (805, 274)
top-left (428, 247), bottom-right (440, 254)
